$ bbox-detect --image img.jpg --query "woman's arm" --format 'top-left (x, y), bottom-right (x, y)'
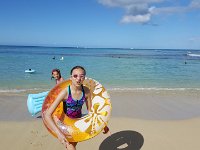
top-left (44, 88), bottom-right (69, 145)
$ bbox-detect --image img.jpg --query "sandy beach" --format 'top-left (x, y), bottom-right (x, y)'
top-left (1, 90), bottom-right (200, 150)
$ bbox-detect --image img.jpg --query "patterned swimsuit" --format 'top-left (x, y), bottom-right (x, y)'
top-left (63, 85), bottom-right (86, 118)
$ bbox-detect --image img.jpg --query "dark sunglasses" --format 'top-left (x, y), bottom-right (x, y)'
top-left (72, 74), bottom-right (85, 79)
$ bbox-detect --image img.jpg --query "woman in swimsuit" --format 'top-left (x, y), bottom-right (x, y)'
top-left (51, 68), bottom-right (64, 85)
top-left (45, 66), bottom-right (109, 150)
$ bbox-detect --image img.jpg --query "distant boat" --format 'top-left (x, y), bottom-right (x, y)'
top-left (25, 69), bottom-right (36, 73)
top-left (187, 53), bottom-right (200, 57)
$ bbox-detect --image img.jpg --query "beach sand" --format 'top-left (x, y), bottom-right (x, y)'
top-left (1, 90), bottom-right (200, 150)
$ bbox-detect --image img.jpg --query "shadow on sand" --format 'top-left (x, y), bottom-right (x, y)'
top-left (99, 130), bottom-right (144, 150)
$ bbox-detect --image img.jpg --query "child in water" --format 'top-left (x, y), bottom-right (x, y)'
top-left (51, 68), bottom-right (64, 85)
top-left (45, 66), bottom-right (109, 150)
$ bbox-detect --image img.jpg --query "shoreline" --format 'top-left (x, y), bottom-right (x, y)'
top-left (1, 87), bottom-right (200, 96)
top-left (1, 90), bottom-right (200, 121)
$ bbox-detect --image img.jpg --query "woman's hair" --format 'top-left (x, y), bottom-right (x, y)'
top-left (70, 66), bottom-right (86, 75)
top-left (51, 68), bottom-right (62, 79)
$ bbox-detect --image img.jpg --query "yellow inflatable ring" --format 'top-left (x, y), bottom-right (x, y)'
top-left (42, 77), bottom-right (112, 142)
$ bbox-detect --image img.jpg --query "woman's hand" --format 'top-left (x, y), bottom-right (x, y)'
top-left (57, 131), bottom-right (69, 147)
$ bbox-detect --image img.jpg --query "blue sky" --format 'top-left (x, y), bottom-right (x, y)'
top-left (0, 0), bottom-right (200, 49)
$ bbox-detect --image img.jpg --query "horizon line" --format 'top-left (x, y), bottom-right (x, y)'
top-left (0, 44), bottom-right (198, 51)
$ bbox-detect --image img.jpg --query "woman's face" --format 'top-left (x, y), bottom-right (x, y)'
top-left (52, 71), bottom-right (60, 80)
top-left (70, 68), bottom-right (85, 87)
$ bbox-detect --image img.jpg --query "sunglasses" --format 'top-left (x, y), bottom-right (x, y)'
top-left (72, 74), bottom-right (85, 79)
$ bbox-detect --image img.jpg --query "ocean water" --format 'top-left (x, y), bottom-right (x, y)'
top-left (0, 45), bottom-right (200, 94)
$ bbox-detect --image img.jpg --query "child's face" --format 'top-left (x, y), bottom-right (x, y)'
top-left (52, 71), bottom-right (60, 80)
top-left (70, 68), bottom-right (85, 87)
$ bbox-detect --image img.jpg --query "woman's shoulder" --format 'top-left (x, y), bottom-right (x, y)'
top-left (59, 86), bottom-right (69, 100)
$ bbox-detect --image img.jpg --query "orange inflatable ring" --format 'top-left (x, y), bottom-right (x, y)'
top-left (42, 77), bottom-right (112, 142)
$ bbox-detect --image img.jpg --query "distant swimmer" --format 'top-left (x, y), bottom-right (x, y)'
top-left (52, 56), bottom-right (56, 60)
top-left (25, 69), bottom-right (36, 73)
top-left (60, 56), bottom-right (64, 60)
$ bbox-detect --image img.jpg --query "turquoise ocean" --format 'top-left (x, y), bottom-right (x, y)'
top-left (1, 45), bottom-right (200, 94)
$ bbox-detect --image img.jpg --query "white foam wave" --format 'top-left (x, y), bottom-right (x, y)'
top-left (108, 87), bottom-right (200, 91)
top-left (0, 88), bottom-right (50, 93)
top-left (0, 89), bottom-right (27, 93)
top-left (187, 53), bottom-right (200, 57)
top-left (1, 87), bottom-right (200, 94)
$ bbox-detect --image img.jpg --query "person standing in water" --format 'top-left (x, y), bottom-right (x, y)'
top-left (51, 68), bottom-right (65, 85)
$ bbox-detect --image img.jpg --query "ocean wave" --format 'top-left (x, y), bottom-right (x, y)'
top-left (0, 47), bottom-right (191, 60)
top-left (108, 87), bottom-right (200, 91)
top-left (0, 88), bottom-right (50, 94)
top-left (187, 53), bottom-right (200, 57)
top-left (1, 87), bottom-right (200, 94)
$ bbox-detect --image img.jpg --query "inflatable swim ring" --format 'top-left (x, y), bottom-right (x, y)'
top-left (25, 69), bottom-right (36, 73)
top-left (42, 77), bottom-right (111, 142)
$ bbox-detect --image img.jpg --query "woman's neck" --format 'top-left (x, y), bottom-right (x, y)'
top-left (70, 84), bottom-right (82, 92)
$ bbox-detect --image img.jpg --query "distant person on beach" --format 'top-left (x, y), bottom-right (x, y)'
top-left (45, 66), bottom-right (110, 150)
top-left (51, 69), bottom-right (64, 85)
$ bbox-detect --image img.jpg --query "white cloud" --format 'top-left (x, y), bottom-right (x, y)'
top-left (97, 0), bottom-right (200, 24)
top-left (152, 6), bottom-right (188, 15)
top-left (98, 0), bottom-right (162, 7)
top-left (189, 0), bottom-right (200, 9)
top-left (121, 13), bottom-right (151, 23)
